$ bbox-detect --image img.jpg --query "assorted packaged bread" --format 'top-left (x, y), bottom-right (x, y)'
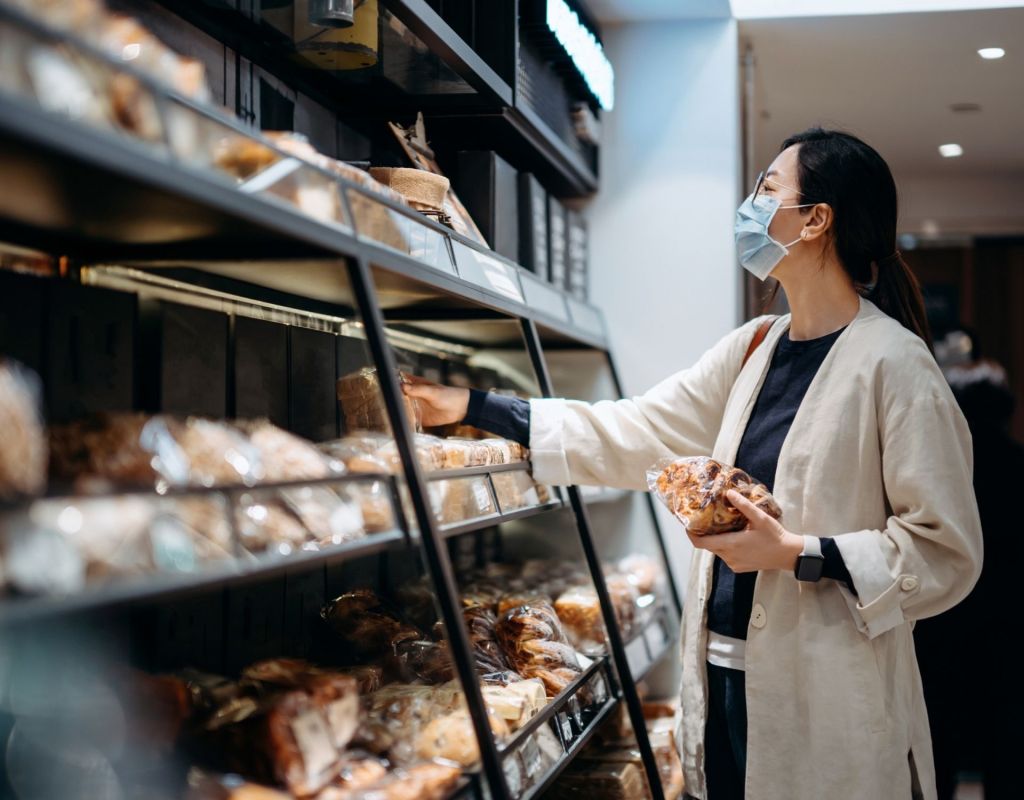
top-left (648, 455), bottom-right (782, 535)
top-left (0, 360), bottom-right (550, 597)
top-left (2, 0), bottom-right (470, 240)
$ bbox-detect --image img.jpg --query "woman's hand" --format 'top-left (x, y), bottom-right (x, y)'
top-left (401, 374), bottom-right (471, 428)
top-left (687, 490), bottom-right (804, 573)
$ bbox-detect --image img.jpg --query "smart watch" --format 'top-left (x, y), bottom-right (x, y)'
top-left (794, 535), bottom-right (825, 582)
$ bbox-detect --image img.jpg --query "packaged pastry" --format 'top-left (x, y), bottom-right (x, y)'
top-left (604, 573), bottom-right (640, 639)
top-left (491, 470), bottom-right (540, 513)
top-left (480, 679), bottom-right (547, 732)
top-left (647, 456), bottom-right (782, 535)
top-left (497, 591), bottom-right (552, 618)
top-left (321, 589), bottom-right (422, 665)
top-left (314, 754), bottom-right (389, 798)
top-left (320, 761), bottom-right (461, 800)
top-left (554, 585), bottom-right (605, 655)
top-left (337, 368), bottom-right (421, 434)
top-left (49, 414), bottom-right (263, 489)
top-left (414, 708), bottom-right (509, 765)
top-left (207, 677), bottom-right (358, 796)
top-left (436, 476), bottom-right (495, 525)
top-left (496, 602), bottom-right (584, 698)
top-left (239, 420), bottom-right (343, 481)
top-left (394, 638), bottom-right (454, 684)
top-left (463, 605), bottom-right (510, 675)
top-left (235, 495), bottom-right (310, 555)
top-left (616, 554), bottom-right (664, 597)
top-left (0, 360), bottom-right (46, 499)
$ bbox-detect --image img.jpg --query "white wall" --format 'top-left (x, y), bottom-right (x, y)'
top-left (586, 18), bottom-right (742, 608)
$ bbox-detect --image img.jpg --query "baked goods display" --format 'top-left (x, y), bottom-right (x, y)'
top-left (336, 368), bottom-right (422, 435)
top-left (648, 455), bottom-right (782, 535)
top-left (496, 600), bottom-right (584, 698)
top-left (0, 359), bottom-right (46, 499)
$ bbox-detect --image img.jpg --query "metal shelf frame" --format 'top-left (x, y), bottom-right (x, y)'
top-left (0, 7), bottom-right (678, 799)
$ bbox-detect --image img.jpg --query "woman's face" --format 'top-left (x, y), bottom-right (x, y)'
top-left (757, 145), bottom-right (808, 249)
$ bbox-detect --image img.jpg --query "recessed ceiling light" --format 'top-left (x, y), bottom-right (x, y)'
top-left (939, 143), bottom-right (963, 158)
top-left (978, 47), bottom-right (1005, 59)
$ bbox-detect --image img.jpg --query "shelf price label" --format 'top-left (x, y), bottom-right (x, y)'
top-left (452, 242), bottom-right (525, 304)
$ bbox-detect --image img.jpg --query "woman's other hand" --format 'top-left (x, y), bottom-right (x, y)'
top-left (687, 490), bottom-right (804, 573)
top-left (401, 374), bottom-right (471, 427)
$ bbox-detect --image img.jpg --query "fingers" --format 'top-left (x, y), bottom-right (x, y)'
top-left (401, 373), bottom-right (436, 386)
top-left (402, 381), bottom-right (441, 398)
top-left (726, 489), bottom-right (770, 524)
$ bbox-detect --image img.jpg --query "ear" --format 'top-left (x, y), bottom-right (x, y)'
top-left (800, 203), bottom-right (833, 243)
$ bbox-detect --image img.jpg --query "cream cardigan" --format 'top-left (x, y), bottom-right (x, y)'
top-left (529, 298), bottom-right (983, 800)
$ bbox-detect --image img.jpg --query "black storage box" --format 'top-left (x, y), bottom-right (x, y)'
top-left (567, 210), bottom-right (589, 301)
top-left (455, 150), bottom-right (519, 263)
top-left (517, 172), bottom-right (549, 277)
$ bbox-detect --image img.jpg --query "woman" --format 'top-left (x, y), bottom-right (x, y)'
top-left (405, 128), bottom-right (983, 800)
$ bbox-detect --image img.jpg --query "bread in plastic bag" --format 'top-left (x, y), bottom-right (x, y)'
top-left (495, 601), bottom-right (584, 698)
top-left (0, 359), bottom-right (47, 499)
top-left (337, 368), bottom-right (421, 434)
top-left (647, 455), bottom-right (782, 535)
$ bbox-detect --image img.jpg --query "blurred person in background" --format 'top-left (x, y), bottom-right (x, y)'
top-left (916, 332), bottom-right (1020, 800)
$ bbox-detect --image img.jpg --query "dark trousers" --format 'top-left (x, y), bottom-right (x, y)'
top-left (703, 662), bottom-right (747, 800)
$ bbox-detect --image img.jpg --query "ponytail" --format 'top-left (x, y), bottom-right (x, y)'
top-left (869, 251), bottom-right (933, 350)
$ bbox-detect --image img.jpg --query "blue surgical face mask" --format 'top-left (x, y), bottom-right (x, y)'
top-left (734, 193), bottom-right (816, 280)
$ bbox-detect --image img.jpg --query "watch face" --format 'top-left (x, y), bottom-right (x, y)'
top-left (796, 555), bottom-right (825, 582)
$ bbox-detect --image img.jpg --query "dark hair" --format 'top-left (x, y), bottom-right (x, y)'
top-left (778, 127), bottom-right (932, 348)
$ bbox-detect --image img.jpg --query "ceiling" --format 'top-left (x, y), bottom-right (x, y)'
top-left (743, 8), bottom-right (1024, 178)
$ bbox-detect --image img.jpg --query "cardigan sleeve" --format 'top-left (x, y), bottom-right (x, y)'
top-left (832, 349), bottom-right (984, 640)
top-left (528, 317), bottom-right (770, 490)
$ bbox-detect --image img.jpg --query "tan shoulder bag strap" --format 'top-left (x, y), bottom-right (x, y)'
top-left (741, 316), bottom-right (778, 369)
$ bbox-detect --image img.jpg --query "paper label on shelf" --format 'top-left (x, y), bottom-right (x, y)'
top-left (577, 653), bottom-right (595, 670)
top-left (291, 709), bottom-right (337, 778)
top-left (557, 712), bottom-right (574, 745)
top-left (473, 481), bottom-right (492, 513)
top-left (454, 243), bottom-right (525, 303)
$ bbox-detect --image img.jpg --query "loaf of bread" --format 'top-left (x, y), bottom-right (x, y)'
top-left (616, 554), bottom-right (663, 597)
top-left (368, 168), bottom-right (449, 213)
top-left (649, 456), bottom-right (782, 535)
top-left (496, 602), bottom-right (584, 697)
top-left (321, 589), bottom-right (422, 664)
top-left (337, 368), bottom-right (421, 434)
top-left (554, 585), bottom-right (605, 653)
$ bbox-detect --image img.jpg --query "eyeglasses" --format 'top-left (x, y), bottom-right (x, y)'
top-left (753, 170), bottom-right (804, 199)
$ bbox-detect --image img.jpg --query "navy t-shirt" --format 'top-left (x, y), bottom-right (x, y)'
top-left (707, 325), bottom-right (852, 639)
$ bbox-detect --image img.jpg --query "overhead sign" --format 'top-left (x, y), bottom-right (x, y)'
top-left (546, 0), bottom-right (615, 111)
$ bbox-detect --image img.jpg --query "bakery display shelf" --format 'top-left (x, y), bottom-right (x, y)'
top-left (0, 526), bottom-right (407, 628)
top-left (518, 696), bottom-right (618, 800)
top-left (0, 9), bottom-right (608, 351)
top-left (497, 656), bottom-right (609, 760)
top-left (157, 0), bottom-right (512, 111)
top-left (624, 604), bottom-right (677, 684)
top-left (437, 501), bottom-right (565, 539)
top-left (0, 471), bottom-right (408, 627)
top-left (425, 103), bottom-right (599, 199)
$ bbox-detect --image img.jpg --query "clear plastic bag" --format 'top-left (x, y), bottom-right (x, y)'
top-left (647, 455), bottom-right (782, 535)
top-left (495, 601), bottom-right (584, 698)
top-left (337, 368), bottom-right (422, 434)
top-left (0, 359), bottom-right (47, 499)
